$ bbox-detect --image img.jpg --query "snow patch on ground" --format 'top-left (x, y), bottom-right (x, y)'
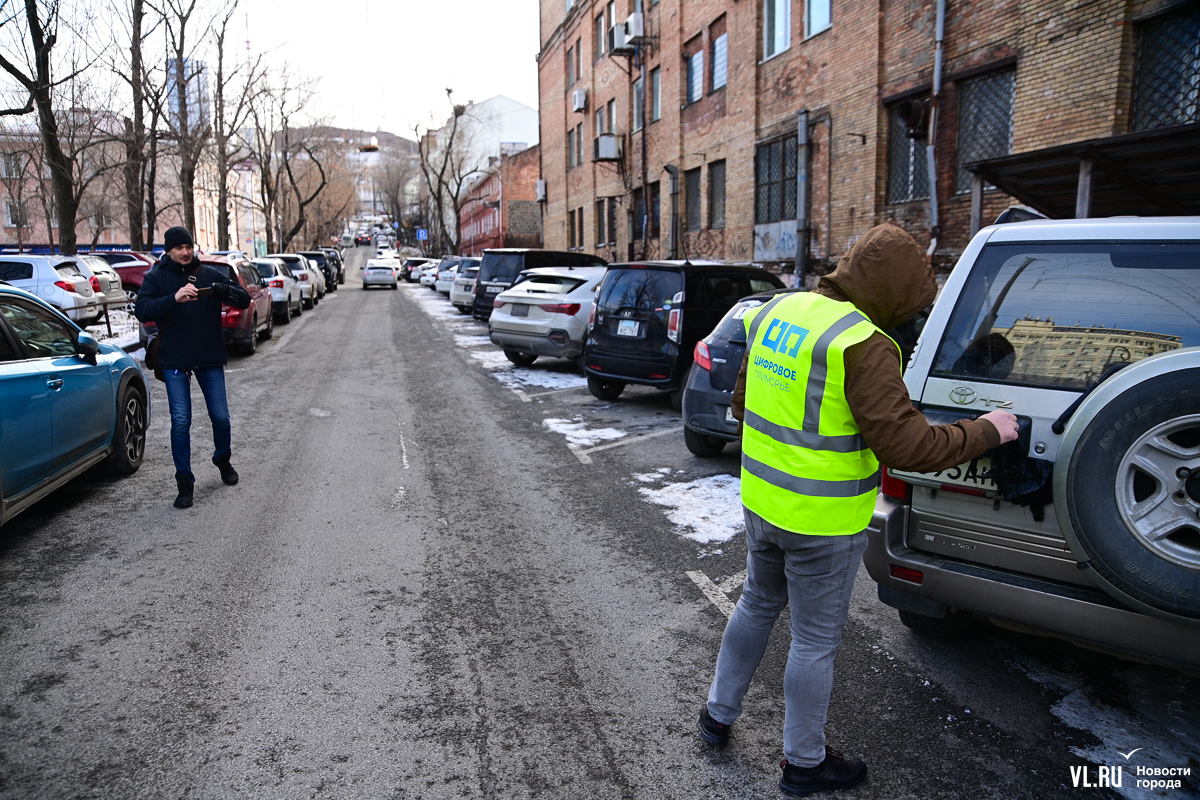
top-left (469, 349), bottom-right (512, 370)
top-left (87, 308), bottom-right (141, 349)
top-left (542, 417), bottom-right (627, 448)
top-left (1009, 657), bottom-right (1199, 800)
top-left (454, 334), bottom-right (491, 348)
top-left (494, 369), bottom-right (588, 391)
top-left (637, 471), bottom-right (744, 543)
top-left (406, 286), bottom-right (462, 320)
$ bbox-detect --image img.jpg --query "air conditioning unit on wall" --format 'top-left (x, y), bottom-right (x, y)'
top-left (536, 180), bottom-right (547, 202)
top-left (572, 88), bottom-right (587, 113)
top-left (594, 133), bottom-right (623, 162)
top-left (624, 12), bottom-right (645, 42)
top-left (611, 25), bottom-right (634, 54)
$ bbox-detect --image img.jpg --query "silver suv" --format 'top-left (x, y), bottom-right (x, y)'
top-left (866, 217), bottom-right (1200, 671)
top-left (0, 255), bottom-right (102, 324)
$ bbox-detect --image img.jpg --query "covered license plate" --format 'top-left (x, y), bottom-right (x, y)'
top-left (891, 458), bottom-right (996, 494)
top-left (617, 319), bottom-right (639, 337)
top-left (486, 285), bottom-right (502, 293)
top-left (511, 304), bottom-right (529, 317)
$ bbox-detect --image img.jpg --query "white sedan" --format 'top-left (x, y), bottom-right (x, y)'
top-left (488, 266), bottom-right (607, 366)
top-left (363, 258), bottom-right (400, 289)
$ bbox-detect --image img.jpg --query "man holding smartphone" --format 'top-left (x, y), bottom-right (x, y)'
top-left (135, 226), bottom-right (251, 508)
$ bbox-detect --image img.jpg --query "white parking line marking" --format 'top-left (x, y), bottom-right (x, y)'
top-left (398, 424), bottom-right (410, 470)
top-left (568, 426), bottom-right (683, 464)
top-left (686, 570), bottom-right (736, 618)
top-left (717, 571), bottom-right (747, 593)
top-left (515, 385), bottom-right (589, 403)
top-left (271, 314), bottom-right (309, 352)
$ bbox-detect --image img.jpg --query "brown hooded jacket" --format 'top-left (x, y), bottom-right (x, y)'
top-left (732, 223), bottom-right (999, 472)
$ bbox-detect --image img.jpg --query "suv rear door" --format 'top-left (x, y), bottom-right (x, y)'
top-left (590, 266), bottom-right (684, 376)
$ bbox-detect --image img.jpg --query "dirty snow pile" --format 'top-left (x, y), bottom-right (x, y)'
top-left (542, 417), bottom-right (626, 448)
top-left (495, 369), bottom-right (588, 391)
top-left (86, 308), bottom-right (140, 349)
top-left (636, 470), bottom-right (744, 543)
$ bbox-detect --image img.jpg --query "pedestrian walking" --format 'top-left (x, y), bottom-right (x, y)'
top-left (134, 226), bottom-right (251, 509)
top-left (699, 224), bottom-right (1019, 795)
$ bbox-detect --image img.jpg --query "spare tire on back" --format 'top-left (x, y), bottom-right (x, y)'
top-left (1058, 360), bottom-right (1200, 626)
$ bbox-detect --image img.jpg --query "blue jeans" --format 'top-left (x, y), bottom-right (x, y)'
top-left (163, 367), bottom-right (231, 479)
top-left (707, 507), bottom-right (868, 767)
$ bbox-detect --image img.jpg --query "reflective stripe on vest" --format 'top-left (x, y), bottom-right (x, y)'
top-left (739, 293), bottom-right (897, 535)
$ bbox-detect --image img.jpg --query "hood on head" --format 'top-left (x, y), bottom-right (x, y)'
top-left (817, 223), bottom-right (936, 331)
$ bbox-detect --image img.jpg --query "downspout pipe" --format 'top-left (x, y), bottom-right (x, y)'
top-left (795, 109), bottom-right (809, 288)
top-left (926, 0), bottom-right (946, 256)
top-left (664, 164), bottom-right (680, 260)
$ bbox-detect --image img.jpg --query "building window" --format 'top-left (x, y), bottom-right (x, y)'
top-left (764, 0), bottom-right (789, 59)
top-left (648, 181), bottom-right (661, 238)
top-left (806, 0), bottom-right (831, 37)
top-left (755, 136), bottom-right (797, 224)
top-left (712, 33), bottom-right (728, 90)
top-left (633, 187), bottom-right (645, 239)
top-left (886, 102), bottom-right (929, 203)
top-left (606, 1), bottom-right (616, 52)
top-left (576, 124), bottom-right (584, 167)
top-left (596, 13), bottom-right (606, 57)
top-left (955, 69), bottom-right (1015, 192)
top-left (607, 196), bottom-right (617, 244)
top-left (709, 160), bottom-right (726, 228)
top-left (567, 46), bottom-right (575, 86)
top-left (574, 38), bottom-right (582, 82)
top-left (4, 200), bottom-right (28, 228)
top-left (567, 128), bottom-right (575, 168)
top-left (633, 76), bottom-right (644, 131)
top-left (684, 167), bottom-right (702, 230)
top-left (650, 67), bottom-right (661, 121)
top-left (576, 208), bottom-right (586, 249)
top-left (0, 153), bottom-right (24, 179)
top-left (686, 50), bottom-right (704, 104)
top-left (1133, 4), bottom-right (1200, 131)
top-left (595, 106), bottom-right (606, 135)
top-left (568, 207), bottom-right (577, 248)
top-left (607, 98), bottom-right (616, 133)
top-left (596, 199), bottom-right (606, 245)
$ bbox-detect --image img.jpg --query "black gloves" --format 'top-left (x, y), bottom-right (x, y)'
top-left (210, 282), bottom-right (230, 300)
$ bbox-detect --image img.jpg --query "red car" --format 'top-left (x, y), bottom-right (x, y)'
top-left (137, 256), bottom-right (273, 356)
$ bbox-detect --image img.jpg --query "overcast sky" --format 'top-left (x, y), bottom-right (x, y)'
top-left (239, 0), bottom-right (541, 138)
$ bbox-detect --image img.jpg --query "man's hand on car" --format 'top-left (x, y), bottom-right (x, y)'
top-left (174, 283), bottom-right (198, 303)
top-left (981, 409), bottom-right (1020, 444)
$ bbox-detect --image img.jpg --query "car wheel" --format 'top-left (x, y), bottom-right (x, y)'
top-left (504, 350), bottom-right (537, 366)
top-left (587, 375), bottom-right (625, 401)
top-left (669, 388), bottom-right (684, 412)
top-left (259, 309), bottom-right (274, 340)
top-left (277, 306), bottom-right (291, 324)
top-left (684, 426), bottom-right (727, 458)
top-left (239, 317), bottom-right (258, 355)
top-left (106, 385), bottom-right (147, 475)
top-left (898, 608), bottom-right (970, 637)
top-left (391, 282), bottom-right (398, 290)
top-left (303, 297), bottom-right (313, 309)
top-left (123, 285), bottom-right (139, 303)
top-left (1061, 367), bottom-right (1200, 623)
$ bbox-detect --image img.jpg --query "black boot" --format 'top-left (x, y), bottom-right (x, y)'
top-left (174, 471), bottom-right (194, 509)
top-left (213, 454), bottom-right (238, 485)
top-left (779, 749), bottom-right (868, 796)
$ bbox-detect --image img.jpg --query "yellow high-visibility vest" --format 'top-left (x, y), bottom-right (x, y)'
top-left (740, 292), bottom-right (898, 535)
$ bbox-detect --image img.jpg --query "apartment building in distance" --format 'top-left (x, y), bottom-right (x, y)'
top-left (536, 0), bottom-right (1200, 279)
top-left (459, 145), bottom-right (543, 256)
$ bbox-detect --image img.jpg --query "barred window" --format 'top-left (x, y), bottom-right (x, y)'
top-left (684, 167), bottom-right (702, 231)
top-left (709, 160), bottom-right (726, 229)
top-left (648, 181), bottom-right (661, 238)
top-left (956, 69), bottom-right (1015, 193)
top-left (755, 136), bottom-right (797, 224)
top-left (633, 187), bottom-right (645, 239)
top-left (596, 199), bottom-right (606, 244)
top-left (887, 104), bottom-right (929, 203)
top-left (576, 208), bottom-right (585, 249)
top-left (607, 196), bottom-right (617, 244)
top-left (712, 33), bottom-right (728, 90)
top-left (1133, 4), bottom-right (1200, 131)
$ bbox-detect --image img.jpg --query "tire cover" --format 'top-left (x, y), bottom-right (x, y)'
top-left (1055, 354), bottom-right (1200, 626)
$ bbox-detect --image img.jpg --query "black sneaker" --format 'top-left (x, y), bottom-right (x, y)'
top-left (698, 707), bottom-right (732, 746)
top-left (174, 472), bottom-right (194, 509)
top-left (779, 749), bottom-right (867, 796)
top-left (213, 454), bottom-right (239, 486)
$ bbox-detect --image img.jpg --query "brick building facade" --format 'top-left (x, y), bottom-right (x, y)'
top-left (537, 0), bottom-right (1198, 277)
top-left (460, 144), bottom-right (543, 256)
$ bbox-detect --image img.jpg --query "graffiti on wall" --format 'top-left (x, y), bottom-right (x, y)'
top-left (754, 221), bottom-right (798, 261)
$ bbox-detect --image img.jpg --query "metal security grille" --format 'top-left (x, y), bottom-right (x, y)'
top-left (755, 136), bottom-right (797, 224)
top-left (685, 168), bottom-right (702, 231)
top-left (956, 70), bottom-right (1015, 193)
top-left (709, 160), bottom-right (726, 229)
top-left (887, 105), bottom-right (929, 203)
top-left (607, 197), bottom-right (617, 244)
top-left (1134, 5), bottom-right (1200, 131)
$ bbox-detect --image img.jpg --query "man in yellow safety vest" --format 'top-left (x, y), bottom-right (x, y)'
top-left (698, 224), bottom-right (1018, 796)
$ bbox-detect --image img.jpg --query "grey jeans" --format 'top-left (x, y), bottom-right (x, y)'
top-left (706, 506), bottom-right (868, 766)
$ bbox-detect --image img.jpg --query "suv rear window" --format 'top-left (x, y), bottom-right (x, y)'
top-left (597, 268), bottom-right (683, 311)
top-left (255, 262), bottom-right (276, 278)
top-left (512, 275), bottom-right (587, 294)
top-left (932, 241), bottom-right (1200, 390)
top-left (54, 263), bottom-right (83, 280)
top-left (478, 253), bottom-right (523, 284)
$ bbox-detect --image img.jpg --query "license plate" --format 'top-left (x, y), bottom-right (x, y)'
top-left (486, 285), bottom-right (501, 293)
top-left (724, 406), bottom-right (735, 423)
top-left (511, 304), bottom-right (529, 317)
top-left (891, 457), bottom-right (996, 493)
top-left (617, 319), bottom-right (639, 337)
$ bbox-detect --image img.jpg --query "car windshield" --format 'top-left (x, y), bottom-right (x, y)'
top-left (597, 268), bottom-right (683, 311)
top-left (932, 241), bottom-right (1200, 390)
top-left (511, 275), bottom-right (587, 295)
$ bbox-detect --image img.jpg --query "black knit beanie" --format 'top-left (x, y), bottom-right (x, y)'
top-left (164, 226), bottom-right (194, 251)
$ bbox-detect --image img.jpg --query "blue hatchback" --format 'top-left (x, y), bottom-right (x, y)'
top-left (0, 281), bottom-right (149, 526)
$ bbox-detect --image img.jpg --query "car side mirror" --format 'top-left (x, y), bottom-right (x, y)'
top-left (76, 331), bottom-right (100, 362)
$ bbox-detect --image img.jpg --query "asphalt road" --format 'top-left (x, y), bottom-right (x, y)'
top-left (0, 247), bottom-right (1195, 799)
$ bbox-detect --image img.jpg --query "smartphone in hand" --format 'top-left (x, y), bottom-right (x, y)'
top-left (195, 286), bottom-right (213, 298)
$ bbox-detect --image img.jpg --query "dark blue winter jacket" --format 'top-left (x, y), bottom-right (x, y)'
top-left (134, 255), bottom-right (250, 370)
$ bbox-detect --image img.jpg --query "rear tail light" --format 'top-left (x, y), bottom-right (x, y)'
top-left (541, 303), bottom-right (581, 316)
top-left (667, 308), bottom-right (681, 343)
top-left (54, 280), bottom-right (78, 293)
top-left (889, 565), bottom-right (924, 584)
top-left (880, 468), bottom-right (912, 502)
top-left (694, 340), bottom-right (712, 371)
top-left (90, 276), bottom-right (102, 293)
top-left (269, 279), bottom-right (284, 288)
top-left (493, 299), bottom-right (505, 309)
top-left (297, 272), bottom-right (309, 281)
top-left (588, 304), bottom-right (597, 329)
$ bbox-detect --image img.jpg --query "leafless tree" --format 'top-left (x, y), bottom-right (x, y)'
top-left (209, 2), bottom-right (261, 250)
top-left (415, 89), bottom-right (485, 256)
top-left (157, 0), bottom-right (211, 234)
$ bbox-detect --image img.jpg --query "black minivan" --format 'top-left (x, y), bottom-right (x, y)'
top-left (583, 262), bottom-right (783, 407)
top-left (472, 249), bottom-right (607, 320)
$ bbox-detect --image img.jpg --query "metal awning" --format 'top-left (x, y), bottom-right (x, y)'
top-left (964, 123), bottom-right (1200, 227)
